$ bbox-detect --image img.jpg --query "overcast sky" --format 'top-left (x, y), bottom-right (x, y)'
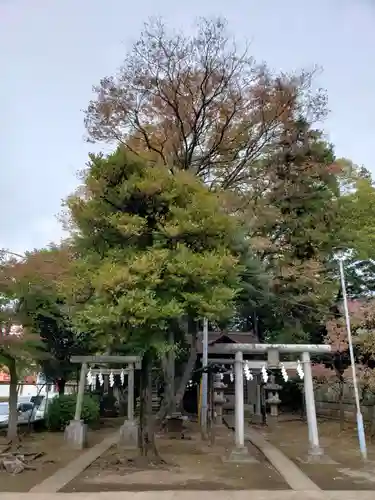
top-left (1, 0), bottom-right (374, 254)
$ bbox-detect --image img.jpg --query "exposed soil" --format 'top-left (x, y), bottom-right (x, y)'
top-left (6, 414), bottom-right (372, 493)
top-left (0, 417), bottom-right (123, 492)
top-left (258, 416), bottom-right (375, 491)
top-left (63, 422), bottom-right (289, 492)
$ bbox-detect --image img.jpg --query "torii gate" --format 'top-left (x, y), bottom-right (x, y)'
top-left (65, 355), bottom-right (142, 449)
top-left (212, 343), bottom-right (331, 462)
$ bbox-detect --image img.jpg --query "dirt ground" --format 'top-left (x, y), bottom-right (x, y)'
top-left (63, 422), bottom-right (289, 492)
top-left (6, 415), bottom-right (372, 493)
top-left (259, 416), bottom-right (375, 491)
top-left (0, 417), bottom-right (124, 492)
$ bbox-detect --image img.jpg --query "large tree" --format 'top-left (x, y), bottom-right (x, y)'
top-left (336, 160), bottom-right (375, 259)
top-left (1, 247), bottom-right (95, 397)
top-left (63, 148), bottom-right (262, 452)
top-left (84, 17), bottom-right (344, 341)
top-left (0, 253), bottom-right (46, 441)
top-left (84, 17), bottom-right (326, 191)
top-left (243, 121), bottom-right (341, 340)
top-left (325, 162), bottom-right (375, 301)
top-left (64, 149), bottom-right (244, 337)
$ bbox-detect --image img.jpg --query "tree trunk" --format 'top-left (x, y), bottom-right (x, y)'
top-left (58, 378), bottom-right (66, 396)
top-left (7, 358), bottom-right (18, 442)
top-left (370, 404), bottom-right (375, 439)
top-left (159, 331), bottom-right (197, 418)
top-left (334, 369), bottom-right (345, 431)
top-left (166, 331), bottom-right (175, 413)
top-left (208, 371), bottom-right (215, 445)
top-left (338, 377), bottom-right (345, 431)
top-left (140, 355), bottom-right (163, 460)
top-left (160, 353), bottom-right (172, 413)
top-left (145, 362), bottom-right (154, 456)
top-left (301, 385), bottom-right (306, 421)
top-left (174, 332), bottom-right (197, 412)
top-left (138, 356), bottom-right (147, 455)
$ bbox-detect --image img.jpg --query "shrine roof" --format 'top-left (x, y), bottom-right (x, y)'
top-left (188, 331), bottom-right (258, 354)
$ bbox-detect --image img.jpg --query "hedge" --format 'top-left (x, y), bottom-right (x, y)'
top-left (46, 393), bottom-right (100, 431)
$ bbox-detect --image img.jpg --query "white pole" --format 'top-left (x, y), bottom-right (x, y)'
top-left (302, 352), bottom-right (322, 456)
top-left (339, 259), bottom-right (367, 461)
top-left (234, 350), bottom-right (245, 448)
top-left (201, 318), bottom-right (209, 434)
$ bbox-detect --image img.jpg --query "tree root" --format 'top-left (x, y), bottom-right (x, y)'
top-left (0, 449), bottom-right (45, 474)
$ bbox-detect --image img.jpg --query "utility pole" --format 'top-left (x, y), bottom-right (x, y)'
top-left (339, 258), bottom-right (367, 461)
top-left (201, 317), bottom-right (208, 435)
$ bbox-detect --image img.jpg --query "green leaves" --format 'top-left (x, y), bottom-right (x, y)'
top-left (66, 150), bottom-right (244, 349)
top-left (338, 176), bottom-right (375, 261)
top-left (239, 125), bottom-right (342, 339)
top-left (0, 247), bottom-right (96, 384)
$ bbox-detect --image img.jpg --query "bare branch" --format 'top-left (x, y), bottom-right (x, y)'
top-left (84, 17), bottom-right (327, 190)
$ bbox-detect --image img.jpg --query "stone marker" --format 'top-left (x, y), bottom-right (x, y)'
top-left (64, 419), bottom-right (88, 450)
top-left (119, 419), bottom-right (139, 449)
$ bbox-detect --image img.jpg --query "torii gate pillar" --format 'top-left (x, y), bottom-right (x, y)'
top-left (214, 343), bottom-right (331, 461)
top-left (65, 355), bottom-right (142, 450)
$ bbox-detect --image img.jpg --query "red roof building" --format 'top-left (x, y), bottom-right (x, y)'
top-left (0, 370), bottom-right (36, 384)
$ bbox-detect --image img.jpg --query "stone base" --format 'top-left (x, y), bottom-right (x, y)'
top-left (297, 446), bottom-right (337, 465)
top-left (224, 446), bottom-right (259, 464)
top-left (64, 419), bottom-right (88, 450)
top-left (266, 415), bottom-right (279, 426)
top-left (119, 419), bottom-right (139, 449)
top-left (249, 414), bottom-right (263, 425)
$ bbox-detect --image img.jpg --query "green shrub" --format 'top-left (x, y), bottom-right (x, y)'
top-left (46, 393), bottom-right (100, 431)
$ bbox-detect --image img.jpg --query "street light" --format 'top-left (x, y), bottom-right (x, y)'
top-left (338, 255), bottom-right (367, 461)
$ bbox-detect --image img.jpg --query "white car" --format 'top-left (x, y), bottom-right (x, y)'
top-left (0, 393), bottom-right (58, 428)
top-left (32, 393), bottom-right (58, 421)
top-left (0, 403), bottom-right (9, 427)
top-left (0, 400), bottom-right (34, 428)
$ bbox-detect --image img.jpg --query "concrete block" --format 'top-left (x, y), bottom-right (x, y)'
top-left (267, 415), bottom-right (279, 427)
top-left (119, 419), bottom-right (139, 449)
top-left (250, 414), bottom-right (263, 424)
top-left (224, 446), bottom-right (259, 463)
top-left (298, 448), bottom-right (338, 465)
top-left (64, 419), bottom-right (88, 450)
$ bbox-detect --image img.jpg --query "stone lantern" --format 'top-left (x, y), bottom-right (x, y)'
top-left (213, 373), bottom-right (227, 425)
top-left (265, 375), bottom-right (282, 419)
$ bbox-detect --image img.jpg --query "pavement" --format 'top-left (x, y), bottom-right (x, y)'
top-left (29, 432), bottom-right (119, 493)
top-left (223, 414), bottom-right (320, 491)
top-left (0, 491), bottom-right (375, 500)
